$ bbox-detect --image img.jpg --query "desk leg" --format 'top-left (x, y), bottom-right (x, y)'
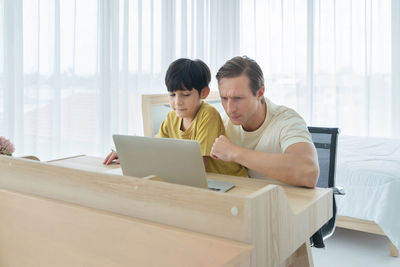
top-left (282, 240), bottom-right (314, 267)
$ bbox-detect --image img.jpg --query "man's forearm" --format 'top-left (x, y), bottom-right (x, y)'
top-left (232, 147), bottom-right (319, 188)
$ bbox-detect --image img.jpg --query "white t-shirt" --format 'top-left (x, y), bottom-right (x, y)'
top-left (224, 98), bottom-right (313, 179)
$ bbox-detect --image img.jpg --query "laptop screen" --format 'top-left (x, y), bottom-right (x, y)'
top-left (113, 135), bottom-right (209, 189)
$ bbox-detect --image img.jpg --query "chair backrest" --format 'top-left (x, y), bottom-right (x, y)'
top-left (141, 92), bottom-right (223, 136)
top-left (308, 126), bottom-right (340, 245)
top-left (308, 127), bottom-right (339, 189)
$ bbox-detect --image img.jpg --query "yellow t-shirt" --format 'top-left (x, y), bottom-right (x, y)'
top-left (157, 102), bottom-right (247, 177)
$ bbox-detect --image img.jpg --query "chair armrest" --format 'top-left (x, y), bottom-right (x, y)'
top-left (333, 186), bottom-right (345, 195)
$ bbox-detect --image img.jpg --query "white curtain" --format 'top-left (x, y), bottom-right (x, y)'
top-left (240, 0), bottom-right (397, 137)
top-left (0, 0), bottom-right (240, 160)
top-left (0, 0), bottom-right (399, 160)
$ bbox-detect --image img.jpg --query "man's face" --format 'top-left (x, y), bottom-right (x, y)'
top-left (168, 89), bottom-right (202, 120)
top-left (218, 74), bottom-right (264, 128)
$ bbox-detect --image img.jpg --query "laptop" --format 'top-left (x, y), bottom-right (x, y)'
top-left (112, 135), bottom-right (235, 192)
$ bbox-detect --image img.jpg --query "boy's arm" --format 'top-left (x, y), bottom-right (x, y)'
top-left (195, 108), bottom-right (225, 157)
top-left (103, 150), bottom-right (119, 165)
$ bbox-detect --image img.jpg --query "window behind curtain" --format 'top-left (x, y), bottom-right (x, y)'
top-left (0, 0), bottom-right (397, 161)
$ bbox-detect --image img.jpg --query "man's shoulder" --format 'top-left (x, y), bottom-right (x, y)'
top-left (261, 99), bottom-right (312, 153)
top-left (268, 99), bottom-right (305, 124)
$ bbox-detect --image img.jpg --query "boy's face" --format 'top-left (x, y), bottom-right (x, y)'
top-left (168, 89), bottom-right (202, 120)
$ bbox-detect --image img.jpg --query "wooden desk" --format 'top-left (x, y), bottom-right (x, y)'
top-left (0, 155), bottom-right (332, 267)
top-left (49, 155), bottom-right (331, 218)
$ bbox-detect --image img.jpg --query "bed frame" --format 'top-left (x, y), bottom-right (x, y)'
top-left (337, 216), bottom-right (399, 257)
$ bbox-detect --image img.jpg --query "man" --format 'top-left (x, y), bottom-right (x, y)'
top-left (210, 56), bottom-right (319, 188)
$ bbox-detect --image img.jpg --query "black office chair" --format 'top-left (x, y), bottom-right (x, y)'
top-left (308, 126), bottom-right (345, 248)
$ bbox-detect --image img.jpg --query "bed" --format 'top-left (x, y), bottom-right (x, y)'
top-left (335, 135), bottom-right (400, 257)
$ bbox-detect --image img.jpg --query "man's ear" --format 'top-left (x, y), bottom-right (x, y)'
top-left (257, 86), bottom-right (265, 101)
top-left (200, 86), bottom-right (210, 99)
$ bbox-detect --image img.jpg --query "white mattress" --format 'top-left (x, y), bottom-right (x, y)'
top-left (335, 135), bottom-right (400, 249)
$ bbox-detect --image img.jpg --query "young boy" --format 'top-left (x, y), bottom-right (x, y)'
top-left (104, 58), bottom-right (247, 177)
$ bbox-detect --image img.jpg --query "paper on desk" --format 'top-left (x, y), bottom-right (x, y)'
top-left (104, 168), bottom-right (123, 175)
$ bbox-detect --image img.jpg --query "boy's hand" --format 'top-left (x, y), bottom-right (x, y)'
top-left (210, 135), bottom-right (240, 162)
top-left (103, 151), bottom-right (120, 165)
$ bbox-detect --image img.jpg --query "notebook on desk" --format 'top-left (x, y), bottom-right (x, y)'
top-left (112, 135), bottom-right (235, 192)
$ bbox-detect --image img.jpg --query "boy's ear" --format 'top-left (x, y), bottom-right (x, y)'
top-left (200, 86), bottom-right (210, 99)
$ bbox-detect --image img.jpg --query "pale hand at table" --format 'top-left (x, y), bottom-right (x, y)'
top-left (103, 151), bottom-right (120, 165)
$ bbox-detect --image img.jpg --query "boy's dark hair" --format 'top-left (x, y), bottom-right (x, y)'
top-left (165, 58), bottom-right (211, 94)
top-left (216, 56), bottom-right (264, 99)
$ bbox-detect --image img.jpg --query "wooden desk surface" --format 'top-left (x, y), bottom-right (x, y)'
top-left (49, 155), bottom-right (330, 215)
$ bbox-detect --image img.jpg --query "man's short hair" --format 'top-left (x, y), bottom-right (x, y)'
top-left (216, 56), bottom-right (264, 97)
top-left (165, 58), bottom-right (211, 94)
